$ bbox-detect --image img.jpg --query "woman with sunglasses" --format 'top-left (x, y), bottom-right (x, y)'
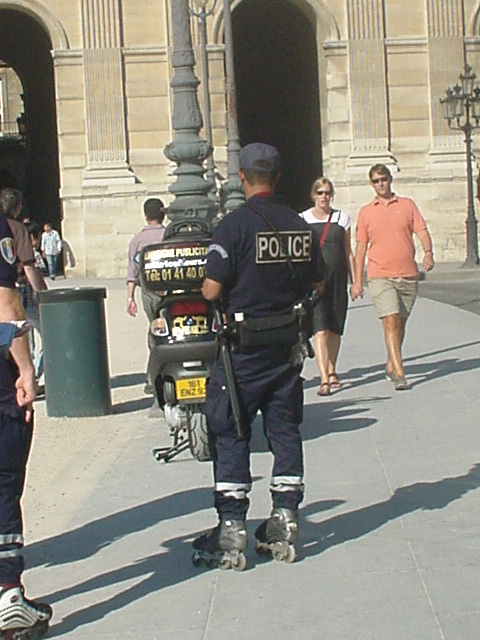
top-left (299, 178), bottom-right (354, 396)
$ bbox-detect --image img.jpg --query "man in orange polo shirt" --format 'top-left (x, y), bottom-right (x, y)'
top-left (350, 164), bottom-right (434, 390)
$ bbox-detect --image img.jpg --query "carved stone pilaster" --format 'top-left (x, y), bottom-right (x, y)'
top-left (346, 0), bottom-right (397, 173)
top-left (426, 0), bottom-right (465, 168)
top-left (81, 0), bottom-right (136, 186)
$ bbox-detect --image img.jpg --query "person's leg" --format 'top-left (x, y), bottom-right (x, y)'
top-left (312, 295), bottom-right (330, 394)
top-left (0, 414), bottom-right (31, 587)
top-left (25, 303), bottom-right (42, 381)
top-left (261, 362), bottom-right (304, 512)
top-left (326, 331), bottom-right (342, 388)
top-left (384, 279), bottom-right (417, 381)
top-left (192, 354), bottom-right (264, 565)
top-left (204, 353), bottom-right (263, 522)
top-left (369, 278), bottom-right (403, 377)
top-left (313, 330), bottom-right (330, 392)
top-left (45, 255), bottom-right (55, 278)
top-left (0, 414), bottom-right (52, 633)
top-left (141, 290), bottom-right (162, 393)
top-left (255, 362), bottom-right (303, 554)
top-left (382, 313), bottom-right (406, 378)
top-left (51, 254), bottom-right (57, 278)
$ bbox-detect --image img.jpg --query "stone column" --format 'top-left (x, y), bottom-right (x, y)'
top-left (346, 0), bottom-right (397, 173)
top-left (426, 0), bottom-right (465, 168)
top-left (81, 0), bottom-right (136, 186)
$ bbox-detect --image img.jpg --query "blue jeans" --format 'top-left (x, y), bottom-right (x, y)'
top-left (16, 285), bottom-right (43, 380)
top-left (45, 254), bottom-right (57, 278)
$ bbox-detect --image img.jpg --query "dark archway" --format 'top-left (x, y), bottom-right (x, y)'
top-left (232, 0), bottom-right (322, 211)
top-left (0, 10), bottom-right (60, 228)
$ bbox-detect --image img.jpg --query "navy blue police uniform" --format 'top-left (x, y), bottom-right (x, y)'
top-left (205, 193), bottom-right (325, 521)
top-left (0, 213), bottom-right (33, 586)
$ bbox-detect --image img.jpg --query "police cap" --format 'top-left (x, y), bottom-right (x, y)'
top-left (239, 143), bottom-right (280, 174)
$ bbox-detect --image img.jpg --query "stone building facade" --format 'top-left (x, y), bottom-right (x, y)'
top-left (0, 0), bottom-right (480, 276)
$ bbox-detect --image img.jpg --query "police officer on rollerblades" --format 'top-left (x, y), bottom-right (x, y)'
top-left (192, 143), bottom-right (325, 570)
top-left (0, 212), bottom-right (53, 638)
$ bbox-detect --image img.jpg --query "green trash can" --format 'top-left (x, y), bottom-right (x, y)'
top-left (38, 287), bottom-right (112, 417)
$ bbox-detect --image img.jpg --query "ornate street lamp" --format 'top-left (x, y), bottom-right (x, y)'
top-left (222, 0), bottom-right (245, 213)
top-left (163, 0), bottom-right (217, 222)
top-left (441, 64), bottom-right (480, 265)
top-left (190, 0), bottom-right (218, 191)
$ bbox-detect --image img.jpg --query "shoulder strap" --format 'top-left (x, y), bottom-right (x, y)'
top-left (245, 201), bottom-right (304, 297)
top-left (319, 210), bottom-right (334, 248)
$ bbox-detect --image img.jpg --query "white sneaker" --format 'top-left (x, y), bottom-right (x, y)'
top-left (0, 586), bottom-right (52, 638)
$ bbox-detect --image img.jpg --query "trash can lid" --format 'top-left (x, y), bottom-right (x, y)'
top-left (37, 287), bottom-right (107, 304)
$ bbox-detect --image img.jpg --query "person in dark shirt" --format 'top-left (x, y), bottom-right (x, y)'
top-left (0, 214), bottom-right (52, 638)
top-left (192, 143), bottom-right (325, 569)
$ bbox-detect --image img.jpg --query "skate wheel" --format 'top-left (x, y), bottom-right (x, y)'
top-left (10, 619), bottom-right (50, 639)
top-left (232, 553), bottom-right (247, 572)
top-left (284, 544), bottom-right (296, 564)
top-left (192, 553), bottom-right (203, 567)
top-left (219, 557), bottom-right (232, 570)
top-left (270, 541), bottom-right (294, 562)
top-left (272, 542), bottom-right (286, 561)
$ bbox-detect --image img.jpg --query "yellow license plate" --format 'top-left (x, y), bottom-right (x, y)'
top-left (176, 377), bottom-right (206, 400)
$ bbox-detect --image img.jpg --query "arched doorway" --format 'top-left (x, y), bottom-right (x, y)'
top-left (232, 0), bottom-right (322, 211)
top-left (0, 9), bottom-right (60, 227)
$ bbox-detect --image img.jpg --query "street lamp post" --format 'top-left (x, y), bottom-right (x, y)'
top-left (441, 64), bottom-right (480, 266)
top-left (222, 0), bottom-right (245, 213)
top-left (163, 0), bottom-right (217, 222)
top-left (190, 0), bottom-right (218, 191)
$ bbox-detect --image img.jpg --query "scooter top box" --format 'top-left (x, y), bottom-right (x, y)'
top-left (140, 237), bottom-right (210, 292)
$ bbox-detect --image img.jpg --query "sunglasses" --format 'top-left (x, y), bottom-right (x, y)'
top-left (315, 190), bottom-right (332, 196)
top-left (371, 177), bottom-right (389, 184)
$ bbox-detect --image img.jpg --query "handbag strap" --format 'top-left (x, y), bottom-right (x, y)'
top-left (245, 201), bottom-right (305, 298)
top-left (319, 210), bottom-right (334, 248)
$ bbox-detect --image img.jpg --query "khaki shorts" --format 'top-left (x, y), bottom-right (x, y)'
top-left (368, 277), bottom-right (418, 319)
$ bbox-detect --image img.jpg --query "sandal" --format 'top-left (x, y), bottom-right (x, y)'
top-left (317, 382), bottom-right (330, 396)
top-left (328, 372), bottom-right (342, 390)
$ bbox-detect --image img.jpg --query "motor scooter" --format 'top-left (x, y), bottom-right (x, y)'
top-left (139, 220), bottom-right (217, 462)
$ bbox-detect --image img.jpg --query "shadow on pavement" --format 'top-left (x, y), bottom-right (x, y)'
top-left (26, 487), bottom-right (213, 571)
top-left (300, 462), bottom-right (480, 558)
top-left (32, 460), bottom-right (480, 637)
top-left (404, 339), bottom-right (480, 363)
top-left (112, 397), bottom-right (153, 414)
top-left (407, 356), bottom-right (480, 387)
top-left (248, 399), bottom-right (379, 454)
top-left (332, 339), bottom-right (480, 390)
top-left (45, 498), bottom-right (344, 638)
top-left (110, 372), bottom-right (146, 389)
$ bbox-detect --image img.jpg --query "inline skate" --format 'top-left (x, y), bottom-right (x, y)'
top-left (0, 585), bottom-right (52, 639)
top-left (192, 519), bottom-right (247, 571)
top-left (255, 507), bottom-right (298, 563)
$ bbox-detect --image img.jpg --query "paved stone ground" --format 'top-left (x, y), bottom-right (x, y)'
top-left (418, 262), bottom-right (480, 316)
top-left (20, 274), bottom-right (480, 639)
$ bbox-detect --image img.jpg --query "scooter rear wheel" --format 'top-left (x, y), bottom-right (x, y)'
top-left (188, 405), bottom-right (212, 462)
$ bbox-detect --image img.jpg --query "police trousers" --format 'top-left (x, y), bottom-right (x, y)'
top-left (0, 410), bottom-right (33, 584)
top-left (205, 347), bottom-right (304, 520)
